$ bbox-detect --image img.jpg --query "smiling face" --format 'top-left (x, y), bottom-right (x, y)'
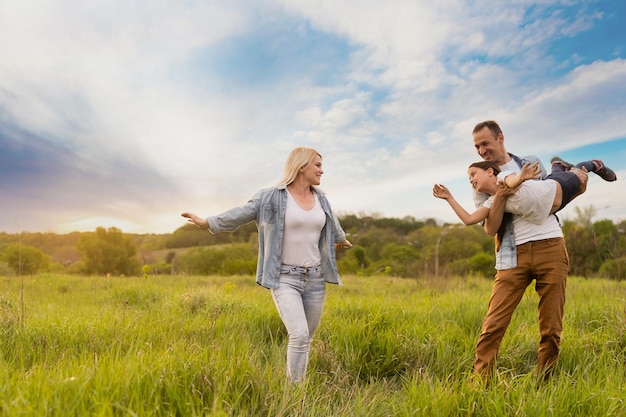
top-left (301, 154), bottom-right (323, 186)
top-left (467, 165), bottom-right (497, 194)
top-left (473, 126), bottom-right (508, 165)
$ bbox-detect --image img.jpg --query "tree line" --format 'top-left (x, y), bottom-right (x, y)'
top-left (1, 205), bottom-right (624, 280)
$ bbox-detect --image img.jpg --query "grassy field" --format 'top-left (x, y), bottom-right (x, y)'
top-left (0, 273), bottom-right (624, 416)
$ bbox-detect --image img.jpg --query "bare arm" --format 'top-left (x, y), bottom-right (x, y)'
top-left (502, 161), bottom-right (541, 189)
top-left (483, 182), bottom-right (515, 236)
top-left (433, 184), bottom-right (490, 225)
top-left (181, 212), bottom-right (209, 229)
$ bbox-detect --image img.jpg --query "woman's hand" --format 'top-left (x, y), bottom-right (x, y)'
top-left (181, 212), bottom-right (209, 229)
top-left (335, 239), bottom-right (352, 249)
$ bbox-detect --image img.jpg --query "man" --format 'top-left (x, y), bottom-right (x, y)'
top-left (471, 120), bottom-right (588, 381)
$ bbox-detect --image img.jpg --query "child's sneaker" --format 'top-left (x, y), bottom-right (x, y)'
top-left (550, 156), bottom-right (574, 170)
top-left (592, 160), bottom-right (617, 182)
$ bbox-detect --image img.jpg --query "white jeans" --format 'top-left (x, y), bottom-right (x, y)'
top-left (271, 264), bottom-right (326, 383)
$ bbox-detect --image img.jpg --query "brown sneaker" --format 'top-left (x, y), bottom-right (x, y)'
top-left (550, 156), bottom-right (574, 170)
top-left (592, 160), bottom-right (617, 182)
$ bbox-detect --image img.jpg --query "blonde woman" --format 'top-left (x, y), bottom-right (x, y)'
top-left (182, 146), bottom-right (351, 383)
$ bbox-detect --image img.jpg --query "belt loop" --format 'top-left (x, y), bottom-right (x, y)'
top-left (281, 263), bottom-right (320, 276)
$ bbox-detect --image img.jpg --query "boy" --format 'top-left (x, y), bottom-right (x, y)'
top-left (433, 157), bottom-right (616, 226)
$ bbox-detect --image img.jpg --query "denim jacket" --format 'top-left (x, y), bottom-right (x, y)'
top-left (206, 185), bottom-right (347, 289)
top-left (473, 153), bottom-right (547, 270)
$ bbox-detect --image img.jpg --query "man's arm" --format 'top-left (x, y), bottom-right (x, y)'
top-left (570, 167), bottom-right (589, 199)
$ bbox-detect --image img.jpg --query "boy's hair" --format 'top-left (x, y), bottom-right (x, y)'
top-left (469, 161), bottom-right (501, 175)
top-left (473, 120), bottom-right (502, 138)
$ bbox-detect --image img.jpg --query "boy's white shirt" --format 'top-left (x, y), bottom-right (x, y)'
top-left (473, 156), bottom-right (563, 267)
top-left (482, 169), bottom-right (558, 225)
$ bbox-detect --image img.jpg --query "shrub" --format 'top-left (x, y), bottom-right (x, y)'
top-left (1, 244), bottom-right (50, 275)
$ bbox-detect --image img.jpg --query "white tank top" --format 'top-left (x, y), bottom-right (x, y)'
top-left (281, 190), bottom-right (326, 267)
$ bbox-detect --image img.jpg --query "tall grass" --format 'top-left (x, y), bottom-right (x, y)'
top-left (0, 274), bottom-right (624, 416)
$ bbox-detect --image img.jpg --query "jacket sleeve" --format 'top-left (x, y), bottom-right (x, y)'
top-left (206, 190), bottom-right (261, 233)
top-left (316, 190), bottom-right (347, 243)
top-left (330, 209), bottom-right (347, 243)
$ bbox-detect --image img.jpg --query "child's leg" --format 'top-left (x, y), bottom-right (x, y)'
top-left (550, 164), bottom-right (565, 174)
top-left (545, 171), bottom-right (580, 212)
top-left (550, 156), bottom-right (573, 173)
top-left (575, 160), bottom-right (617, 182)
top-left (574, 161), bottom-right (596, 172)
top-left (551, 183), bottom-right (563, 214)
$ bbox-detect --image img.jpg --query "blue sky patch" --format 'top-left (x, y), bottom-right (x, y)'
top-left (180, 20), bottom-right (355, 90)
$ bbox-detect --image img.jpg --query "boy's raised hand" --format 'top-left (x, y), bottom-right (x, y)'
top-left (433, 184), bottom-right (452, 200)
top-left (520, 161), bottom-right (541, 181)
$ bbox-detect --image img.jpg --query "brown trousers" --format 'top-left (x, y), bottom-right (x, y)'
top-left (474, 237), bottom-right (569, 379)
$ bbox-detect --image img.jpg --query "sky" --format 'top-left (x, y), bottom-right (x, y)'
top-left (1, 0), bottom-right (625, 235)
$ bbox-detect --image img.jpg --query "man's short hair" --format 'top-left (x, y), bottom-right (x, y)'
top-left (473, 120), bottom-right (502, 138)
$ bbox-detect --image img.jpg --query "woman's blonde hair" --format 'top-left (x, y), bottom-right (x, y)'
top-left (277, 147), bottom-right (322, 186)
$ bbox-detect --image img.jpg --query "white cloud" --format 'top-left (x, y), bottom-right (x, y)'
top-left (1, 0), bottom-right (625, 233)
top-left (481, 59), bottom-right (626, 153)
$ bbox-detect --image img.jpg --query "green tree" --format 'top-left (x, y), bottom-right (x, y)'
top-left (337, 245), bottom-right (370, 275)
top-left (356, 226), bottom-right (400, 263)
top-left (378, 242), bottom-right (421, 277)
top-left (464, 252), bottom-right (495, 278)
top-left (599, 257), bottom-right (626, 281)
top-left (77, 227), bottom-right (140, 276)
top-left (593, 220), bottom-right (625, 268)
top-left (562, 221), bottom-right (595, 276)
top-left (166, 222), bottom-right (258, 249)
top-left (592, 219), bottom-right (626, 280)
top-left (173, 243), bottom-right (256, 275)
top-left (2, 244), bottom-right (50, 275)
